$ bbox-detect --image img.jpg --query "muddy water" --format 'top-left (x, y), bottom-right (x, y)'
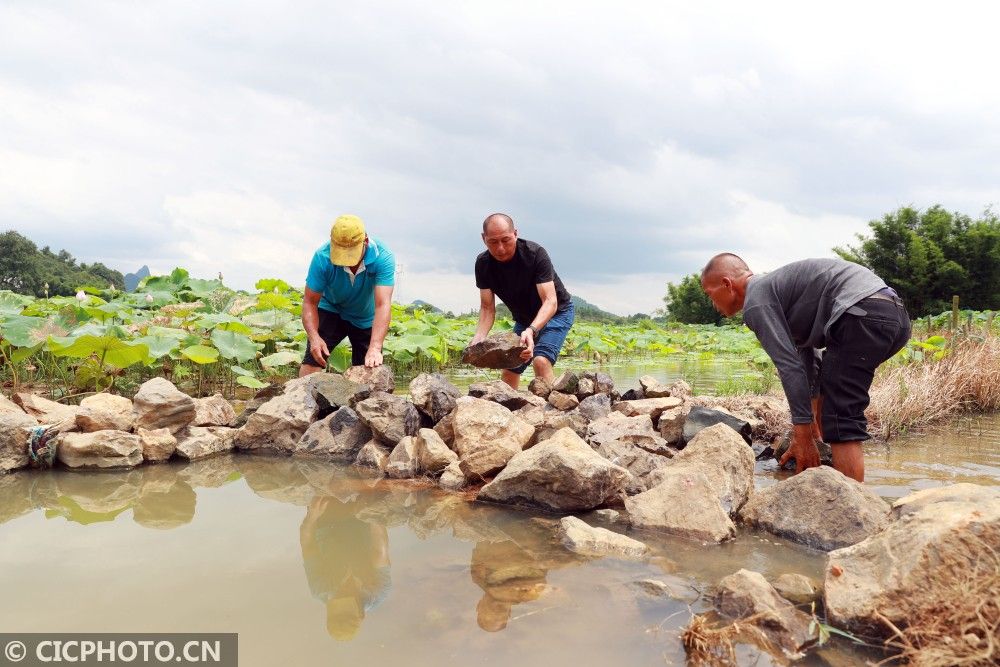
top-left (2, 410), bottom-right (998, 665)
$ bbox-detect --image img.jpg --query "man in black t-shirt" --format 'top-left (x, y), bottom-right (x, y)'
top-left (471, 213), bottom-right (575, 389)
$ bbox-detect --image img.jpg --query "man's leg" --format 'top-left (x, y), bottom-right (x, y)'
top-left (821, 297), bottom-right (911, 483)
top-left (298, 310), bottom-right (348, 377)
top-left (345, 321), bottom-right (373, 367)
top-left (501, 369), bottom-right (521, 390)
top-left (832, 442), bottom-right (865, 482)
top-left (531, 356), bottom-right (555, 384)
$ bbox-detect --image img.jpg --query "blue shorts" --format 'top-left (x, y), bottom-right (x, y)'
top-left (511, 303), bottom-right (575, 375)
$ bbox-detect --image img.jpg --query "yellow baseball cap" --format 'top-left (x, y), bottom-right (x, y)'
top-left (329, 214), bottom-right (367, 266)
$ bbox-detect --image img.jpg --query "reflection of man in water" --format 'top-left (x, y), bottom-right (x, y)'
top-left (300, 495), bottom-right (391, 640)
top-left (469, 540), bottom-right (549, 632)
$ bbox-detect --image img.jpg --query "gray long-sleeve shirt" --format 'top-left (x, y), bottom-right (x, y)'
top-left (742, 258), bottom-right (886, 424)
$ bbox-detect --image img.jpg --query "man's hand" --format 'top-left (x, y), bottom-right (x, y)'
top-left (364, 346), bottom-right (383, 368)
top-left (519, 328), bottom-right (535, 361)
top-left (309, 335), bottom-right (330, 368)
top-left (469, 333), bottom-right (486, 346)
top-left (780, 424), bottom-right (821, 474)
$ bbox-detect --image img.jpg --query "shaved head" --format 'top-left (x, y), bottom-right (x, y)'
top-left (702, 253), bottom-right (751, 283)
top-left (483, 213), bottom-right (514, 234)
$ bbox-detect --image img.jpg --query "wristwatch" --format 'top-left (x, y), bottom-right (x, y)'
top-left (527, 325), bottom-right (539, 336)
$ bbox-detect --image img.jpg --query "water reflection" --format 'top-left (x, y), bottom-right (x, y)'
top-left (300, 495), bottom-right (391, 640)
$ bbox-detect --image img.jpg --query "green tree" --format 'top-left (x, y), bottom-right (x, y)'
top-left (0, 230), bottom-right (125, 296)
top-left (0, 230), bottom-right (42, 294)
top-left (835, 206), bottom-right (1000, 315)
top-left (662, 273), bottom-right (723, 324)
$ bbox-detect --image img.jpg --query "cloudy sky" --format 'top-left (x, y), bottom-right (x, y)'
top-left (2, 1), bottom-right (999, 315)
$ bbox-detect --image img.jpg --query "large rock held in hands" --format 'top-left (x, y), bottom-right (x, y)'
top-left (462, 332), bottom-right (527, 369)
top-left (133, 378), bottom-right (197, 434)
top-left (738, 466), bottom-right (890, 551)
top-left (478, 427), bottom-right (628, 512)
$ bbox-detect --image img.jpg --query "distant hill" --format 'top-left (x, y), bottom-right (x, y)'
top-left (0, 230), bottom-right (124, 297)
top-left (410, 299), bottom-right (442, 313)
top-left (570, 295), bottom-right (621, 321)
top-left (124, 265), bottom-right (150, 292)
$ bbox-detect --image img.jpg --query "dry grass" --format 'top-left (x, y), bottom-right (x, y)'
top-left (703, 338), bottom-right (1000, 441)
top-left (875, 526), bottom-right (1000, 667)
top-left (868, 337), bottom-right (1000, 439)
top-left (681, 612), bottom-right (799, 666)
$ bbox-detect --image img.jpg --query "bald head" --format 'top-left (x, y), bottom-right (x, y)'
top-left (702, 253), bottom-right (751, 284)
top-left (483, 213), bottom-right (514, 234)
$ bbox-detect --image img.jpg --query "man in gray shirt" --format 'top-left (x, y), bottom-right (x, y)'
top-left (701, 254), bottom-right (911, 482)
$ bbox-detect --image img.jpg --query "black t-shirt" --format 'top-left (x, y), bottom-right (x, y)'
top-left (475, 238), bottom-right (571, 326)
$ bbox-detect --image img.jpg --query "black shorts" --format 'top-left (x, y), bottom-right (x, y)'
top-left (820, 295), bottom-right (911, 443)
top-left (302, 309), bottom-right (372, 367)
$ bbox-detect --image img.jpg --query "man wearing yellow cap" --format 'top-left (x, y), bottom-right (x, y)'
top-left (299, 215), bottom-right (396, 375)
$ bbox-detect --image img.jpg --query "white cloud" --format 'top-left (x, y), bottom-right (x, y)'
top-left (2, 0), bottom-right (1000, 315)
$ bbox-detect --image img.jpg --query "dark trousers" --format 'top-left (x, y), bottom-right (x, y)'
top-left (302, 308), bottom-right (372, 367)
top-left (820, 296), bottom-right (911, 443)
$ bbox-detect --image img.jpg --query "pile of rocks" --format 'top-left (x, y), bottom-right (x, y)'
top-left (2, 379), bottom-right (238, 470)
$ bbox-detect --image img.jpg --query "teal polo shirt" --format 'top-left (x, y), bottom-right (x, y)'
top-left (305, 236), bottom-right (395, 328)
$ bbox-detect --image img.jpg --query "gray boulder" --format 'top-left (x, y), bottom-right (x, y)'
top-left (581, 371), bottom-right (614, 395)
top-left (439, 461), bottom-right (466, 491)
top-left (575, 377), bottom-right (595, 398)
top-left (738, 466), bottom-right (890, 551)
top-left (56, 430), bottom-right (143, 468)
top-left (176, 426), bottom-right (237, 460)
top-left (586, 412), bottom-right (671, 456)
top-left (613, 396), bottom-right (683, 421)
top-left (414, 428), bottom-right (458, 474)
top-left (639, 375), bottom-right (672, 398)
top-left (452, 397), bottom-right (533, 480)
top-left (132, 378), bottom-right (197, 434)
top-left (386, 435), bottom-right (418, 478)
top-left (826, 483), bottom-right (1000, 635)
top-left (547, 391), bottom-right (579, 411)
top-left (625, 466), bottom-right (736, 542)
top-left (310, 373), bottom-right (371, 417)
top-left (409, 373), bottom-right (460, 423)
top-left (0, 412), bottom-right (37, 473)
top-left (461, 332), bottom-right (526, 369)
top-left (577, 393), bottom-right (612, 421)
top-left (478, 427), bottom-right (628, 512)
top-left (682, 406), bottom-right (751, 446)
top-left (294, 407), bottom-right (372, 460)
top-left (77, 393), bottom-right (135, 432)
top-left (13, 393), bottom-right (79, 423)
top-left (353, 440), bottom-right (390, 474)
top-left (669, 423), bottom-right (754, 516)
top-left (344, 364), bottom-right (395, 393)
top-left (137, 427), bottom-right (177, 462)
top-left (551, 371), bottom-right (579, 394)
top-left (715, 569), bottom-right (817, 661)
top-left (558, 516), bottom-right (648, 559)
top-left (657, 405), bottom-right (688, 445)
top-left (468, 380), bottom-right (546, 410)
top-left (354, 393), bottom-right (421, 446)
top-left (592, 439), bottom-right (671, 494)
top-left (234, 376), bottom-right (319, 453)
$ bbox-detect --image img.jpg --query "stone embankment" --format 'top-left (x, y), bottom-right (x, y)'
top-left (2, 336), bottom-right (997, 664)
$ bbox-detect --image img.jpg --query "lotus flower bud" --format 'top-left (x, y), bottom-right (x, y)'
top-left (145, 293), bottom-right (154, 304)
top-left (76, 290), bottom-right (87, 302)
